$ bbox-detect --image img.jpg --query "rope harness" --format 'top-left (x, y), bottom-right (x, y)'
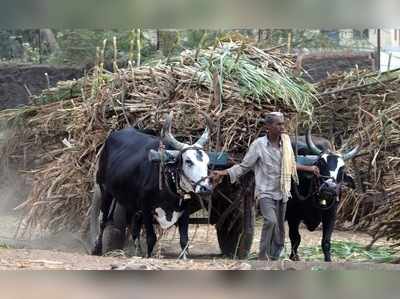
top-left (293, 154), bottom-right (345, 211)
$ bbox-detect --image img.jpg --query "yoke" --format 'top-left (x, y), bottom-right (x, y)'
top-left (208, 151), bottom-right (229, 168)
top-left (296, 155), bottom-right (319, 166)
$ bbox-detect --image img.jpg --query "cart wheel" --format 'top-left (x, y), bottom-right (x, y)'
top-left (216, 205), bottom-right (255, 259)
top-left (101, 202), bottom-right (127, 255)
top-left (211, 171), bottom-right (255, 259)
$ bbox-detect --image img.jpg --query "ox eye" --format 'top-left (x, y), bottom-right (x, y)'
top-left (185, 159), bottom-right (193, 167)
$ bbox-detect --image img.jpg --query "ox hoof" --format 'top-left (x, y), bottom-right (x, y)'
top-left (178, 249), bottom-right (189, 260)
top-left (289, 254), bottom-right (300, 261)
top-left (91, 240), bottom-right (102, 256)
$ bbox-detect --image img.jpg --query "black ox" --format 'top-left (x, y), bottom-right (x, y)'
top-left (89, 112), bottom-right (213, 258)
top-left (287, 129), bottom-right (360, 262)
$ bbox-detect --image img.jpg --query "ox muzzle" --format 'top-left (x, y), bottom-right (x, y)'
top-left (316, 177), bottom-right (343, 210)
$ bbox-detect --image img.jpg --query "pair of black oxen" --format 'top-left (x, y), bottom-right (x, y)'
top-left (90, 113), bottom-right (360, 262)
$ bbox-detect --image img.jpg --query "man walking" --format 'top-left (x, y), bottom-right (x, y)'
top-left (212, 112), bottom-right (319, 260)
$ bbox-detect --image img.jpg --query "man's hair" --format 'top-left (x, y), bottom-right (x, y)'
top-left (264, 112), bottom-right (284, 125)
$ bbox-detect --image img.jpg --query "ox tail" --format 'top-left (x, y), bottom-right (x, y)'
top-left (89, 183), bottom-right (102, 253)
top-left (89, 144), bottom-right (105, 254)
top-left (95, 142), bottom-right (107, 185)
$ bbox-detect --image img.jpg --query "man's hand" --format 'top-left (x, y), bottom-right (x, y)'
top-left (296, 164), bottom-right (320, 176)
top-left (309, 165), bottom-right (320, 177)
top-left (211, 170), bottom-right (228, 187)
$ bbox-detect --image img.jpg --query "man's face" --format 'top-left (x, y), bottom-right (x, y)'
top-left (266, 117), bottom-right (285, 136)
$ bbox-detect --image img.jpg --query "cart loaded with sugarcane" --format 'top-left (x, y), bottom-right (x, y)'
top-left (0, 41), bottom-right (323, 258)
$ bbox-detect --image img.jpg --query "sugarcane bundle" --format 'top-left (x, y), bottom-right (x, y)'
top-left (314, 67), bottom-right (400, 247)
top-left (313, 68), bottom-right (400, 145)
top-left (342, 103), bottom-right (400, 242)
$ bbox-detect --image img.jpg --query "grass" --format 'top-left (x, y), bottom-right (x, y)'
top-left (247, 240), bottom-right (399, 263)
top-left (0, 243), bottom-right (10, 249)
top-left (298, 240), bottom-right (399, 263)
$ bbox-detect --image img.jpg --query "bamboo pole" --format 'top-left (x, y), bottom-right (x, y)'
top-left (137, 28), bottom-right (141, 67)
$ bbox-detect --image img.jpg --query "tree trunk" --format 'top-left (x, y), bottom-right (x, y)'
top-left (158, 30), bottom-right (179, 57)
top-left (39, 29), bottom-right (59, 53)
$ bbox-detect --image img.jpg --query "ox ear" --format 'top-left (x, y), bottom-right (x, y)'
top-left (343, 173), bottom-right (356, 189)
top-left (148, 149), bottom-right (179, 163)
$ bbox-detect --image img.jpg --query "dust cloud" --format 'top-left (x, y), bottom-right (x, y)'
top-left (0, 126), bottom-right (90, 253)
top-left (0, 128), bottom-right (26, 238)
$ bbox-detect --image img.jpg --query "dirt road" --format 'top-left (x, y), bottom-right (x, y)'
top-left (1, 213), bottom-right (399, 270)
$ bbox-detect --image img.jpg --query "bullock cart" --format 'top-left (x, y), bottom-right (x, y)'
top-left (0, 40), bottom-right (317, 258)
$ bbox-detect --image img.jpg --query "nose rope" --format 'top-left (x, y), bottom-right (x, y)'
top-left (319, 175), bottom-right (334, 179)
top-left (315, 171), bottom-right (347, 210)
top-left (194, 175), bottom-right (212, 189)
top-left (293, 159), bottom-right (347, 209)
top-left (180, 171), bottom-right (211, 191)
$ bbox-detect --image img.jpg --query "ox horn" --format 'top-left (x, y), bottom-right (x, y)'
top-left (342, 133), bottom-right (362, 161)
top-left (306, 126), bottom-right (322, 155)
top-left (194, 112), bottom-right (213, 148)
top-left (162, 112), bottom-right (186, 150)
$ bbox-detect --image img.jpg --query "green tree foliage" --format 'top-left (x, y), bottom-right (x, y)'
top-left (0, 29), bottom-right (373, 67)
top-left (0, 29), bottom-right (40, 62)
